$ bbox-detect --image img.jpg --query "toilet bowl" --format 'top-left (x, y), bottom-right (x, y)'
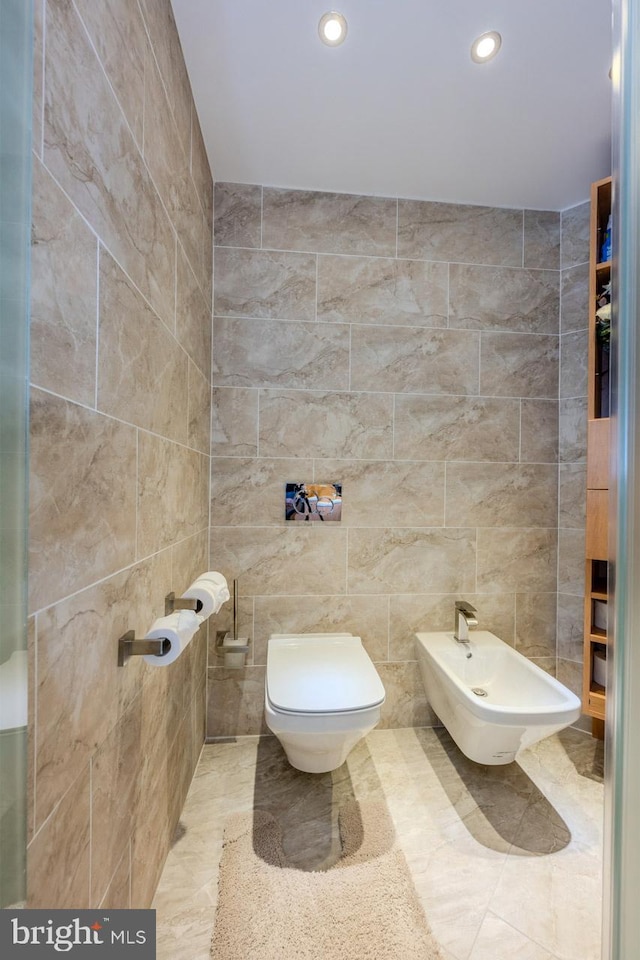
top-left (265, 633), bottom-right (385, 773)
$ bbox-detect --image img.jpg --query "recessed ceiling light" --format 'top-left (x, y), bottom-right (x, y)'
top-left (471, 31), bottom-right (502, 64)
top-left (319, 11), bottom-right (348, 47)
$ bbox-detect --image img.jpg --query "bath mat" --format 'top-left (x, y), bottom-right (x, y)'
top-left (210, 800), bottom-right (444, 960)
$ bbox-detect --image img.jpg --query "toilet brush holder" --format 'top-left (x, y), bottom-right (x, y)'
top-left (221, 632), bottom-right (250, 669)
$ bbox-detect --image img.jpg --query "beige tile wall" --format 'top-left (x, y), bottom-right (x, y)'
top-left (207, 183), bottom-right (587, 736)
top-left (28, 0), bottom-right (212, 908)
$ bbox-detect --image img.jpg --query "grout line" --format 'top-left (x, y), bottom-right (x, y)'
top-left (30, 384), bottom-right (209, 457)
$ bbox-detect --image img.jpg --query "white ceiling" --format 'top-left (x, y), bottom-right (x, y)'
top-left (171, 0), bottom-right (613, 211)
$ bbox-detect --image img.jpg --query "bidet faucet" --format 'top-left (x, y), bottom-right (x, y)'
top-left (454, 601), bottom-right (478, 645)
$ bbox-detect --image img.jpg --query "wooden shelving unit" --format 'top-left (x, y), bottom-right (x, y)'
top-left (582, 176), bottom-right (611, 739)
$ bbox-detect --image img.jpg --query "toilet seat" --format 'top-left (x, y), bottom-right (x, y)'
top-left (266, 635), bottom-right (385, 715)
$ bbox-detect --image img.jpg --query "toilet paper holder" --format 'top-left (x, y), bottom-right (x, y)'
top-left (118, 630), bottom-right (170, 667)
top-left (164, 591), bottom-right (200, 616)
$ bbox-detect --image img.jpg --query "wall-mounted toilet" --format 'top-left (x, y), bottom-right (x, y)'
top-left (264, 633), bottom-right (386, 773)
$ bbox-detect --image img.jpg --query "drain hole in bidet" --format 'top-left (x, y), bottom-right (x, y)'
top-left (471, 687), bottom-right (488, 697)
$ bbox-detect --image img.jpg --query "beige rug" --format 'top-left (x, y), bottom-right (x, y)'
top-left (210, 801), bottom-right (444, 960)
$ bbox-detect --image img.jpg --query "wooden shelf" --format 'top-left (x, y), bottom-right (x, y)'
top-left (583, 175), bottom-right (611, 736)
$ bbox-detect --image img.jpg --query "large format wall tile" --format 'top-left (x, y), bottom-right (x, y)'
top-left (35, 551), bottom-right (171, 829)
top-left (558, 528), bottom-right (586, 596)
top-left (98, 251), bottom-right (189, 442)
top-left (177, 245), bottom-right (211, 378)
top-left (188, 359), bottom-right (211, 454)
top-left (559, 464), bottom-right (587, 529)
top-left (208, 186), bottom-right (588, 753)
top-left (449, 265), bottom-right (559, 335)
top-left (350, 325), bottom-right (480, 395)
top-left (211, 526), bottom-right (348, 596)
top-left (397, 200), bottom-right (523, 265)
top-left (27, 765), bottom-right (91, 908)
top-left (131, 706), bottom-right (194, 906)
top-left (445, 463), bottom-right (558, 528)
top-left (214, 247), bottom-right (316, 320)
top-left (393, 395), bottom-right (520, 462)
top-left (557, 593), bottom-right (585, 662)
top-left (561, 202), bottom-right (591, 269)
top-left (137, 432), bottom-right (209, 558)
top-left (523, 210), bottom-right (560, 269)
top-left (30, 157), bottom-right (98, 407)
top-left (210, 457), bottom-right (314, 527)
top-left (44, 0), bottom-right (175, 329)
top-left (389, 593), bottom-right (516, 661)
top-left (318, 458), bottom-right (446, 526)
top-left (91, 700), bottom-right (143, 903)
top-left (29, 389), bottom-right (137, 611)
top-left (74, 0), bottom-right (146, 147)
top-left (214, 182), bottom-right (262, 248)
top-left (477, 528), bottom-right (558, 593)
top-left (211, 387), bottom-right (258, 457)
top-left (259, 389), bottom-right (394, 459)
top-left (99, 846), bottom-right (131, 909)
top-left (559, 398), bottom-right (587, 463)
top-left (561, 263), bottom-right (590, 334)
top-left (212, 317), bottom-right (350, 390)
top-left (206, 666), bottom-right (267, 738)
top-left (560, 329), bottom-right (589, 399)
top-left (317, 255), bottom-right (448, 327)
top-left (376, 662), bottom-right (436, 728)
top-left (514, 593), bottom-right (558, 658)
top-left (138, 0), bottom-right (192, 156)
top-left (480, 332), bottom-right (559, 398)
top-left (262, 188), bottom-right (397, 256)
top-left (31, 0), bottom-right (211, 914)
top-left (143, 46), bottom-right (202, 283)
top-left (252, 594), bottom-right (389, 664)
top-left (171, 529), bottom-right (209, 598)
top-left (347, 528), bottom-right (476, 595)
top-left (190, 110), bottom-right (213, 222)
top-left (520, 400), bottom-right (559, 463)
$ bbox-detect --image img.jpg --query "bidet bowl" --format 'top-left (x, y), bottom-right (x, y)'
top-left (415, 630), bottom-right (582, 764)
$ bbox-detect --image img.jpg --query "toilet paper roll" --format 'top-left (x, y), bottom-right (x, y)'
top-left (143, 610), bottom-right (202, 667)
top-left (182, 571), bottom-right (230, 620)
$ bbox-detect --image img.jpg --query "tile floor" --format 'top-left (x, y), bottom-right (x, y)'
top-left (153, 727), bottom-right (604, 960)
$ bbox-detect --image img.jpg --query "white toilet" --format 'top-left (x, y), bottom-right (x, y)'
top-left (264, 633), bottom-right (386, 773)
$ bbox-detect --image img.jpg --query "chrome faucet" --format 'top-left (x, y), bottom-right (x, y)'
top-left (454, 601), bottom-right (478, 652)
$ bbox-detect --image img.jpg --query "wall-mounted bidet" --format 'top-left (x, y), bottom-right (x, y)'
top-left (415, 628), bottom-right (582, 765)
top-left (264, 633), bottom-right (385, 773)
